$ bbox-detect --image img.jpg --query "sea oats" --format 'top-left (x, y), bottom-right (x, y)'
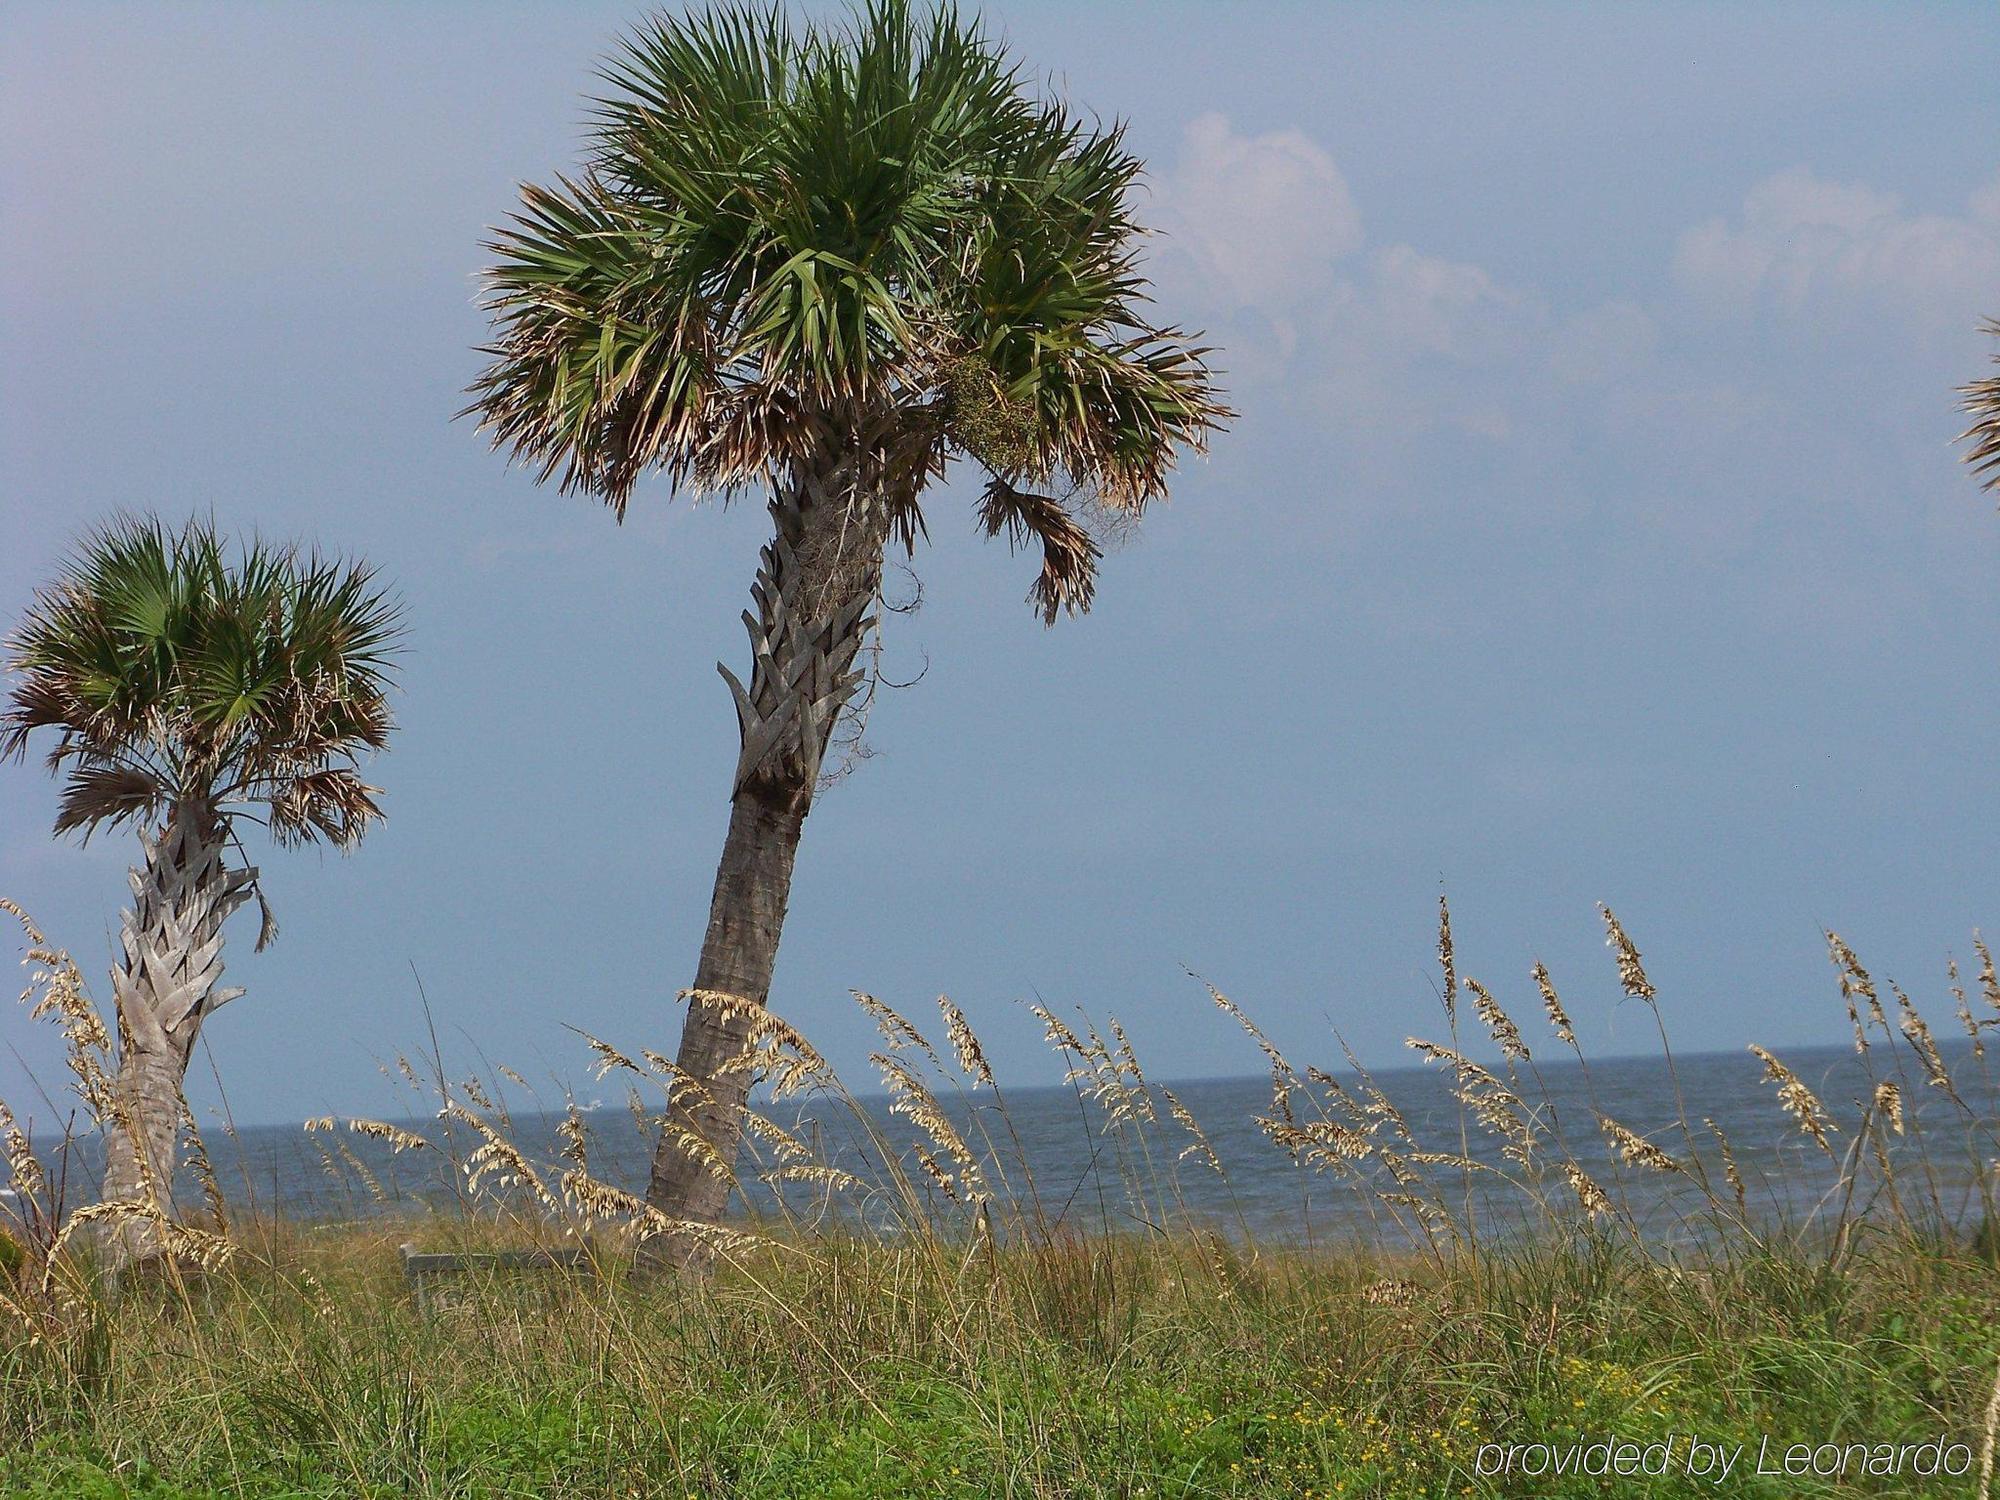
top-left (1029, 1002), bottom-right (1087, 1056)
top-left (937, 996), bottom-right (994, 1088)
top-left (560, 1169), bottom-right (766, 1259)
top-left (876, 1053), bottom-right (988, 1204)
top-left (1564, 1163), bottom-right (1613, 1218)
top-left (1161, 1088), bottom-right (1224, 1174)
top-left (347, 1118), bottom-right (431, 1153)
top-left (1601, 1117), bottom-right (1682, 1173)
top-left (1706, 1118), bottom-right (1748, 1216)
top-left (1893, 984), bottom-right (1961, 1104)
top-left (1977, 934), bottom-right (2000, 1014)
top-left (1204, 982), bottom-right (1295, 1077)
top-left (741, 1108), bottom-right (812, 1163)
top-left (1407, 1038), bottom-right (1534, 1165)
top-left (1872, 1081), bottom-right (1905, 1136)
top-left (1362, 1277), bottom-right (1419, 1308)
top-left (852, 990), bottom-right (935, 1057)
top-left (659, 1121), bottom-right (740, 1191)
top-left (557, 1100), bottom-right (589, 1171)
top-left (1826, 931), bottom-right (1885, 1049)
top-left (1468, 978), bottom-right (1530, 1063)
top-left (1533, 961), bottom-right (1575, 1046)
top-left (335, 1141), bottom-right (388, 1204)
top-left (1748, 1044), bottom-right (1836, 1154)
top-left (1951, 958), bottom-right (1987, 1059)
top-left (579, 1031), bottom-right (644, 1080)
top-left (1437, 895), bottom-right (1458, 1027)
top-left (0, 1101), bottom-right (47, 1204)
top-left (763, 1161), bottom-right (863, 1193)
top-left (1600, 906), bottom-right (1656, 1003)
top-left (438, 1099), bottom-right (561, 1213)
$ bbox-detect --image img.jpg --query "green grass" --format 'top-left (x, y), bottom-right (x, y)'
top-left (4, 1221), bottom-right (1998, 1498)
top-left (10, 899), bottom-right (2000, 1495)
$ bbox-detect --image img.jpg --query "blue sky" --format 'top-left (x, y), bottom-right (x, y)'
top-left (3, 2), bottom-right (1998, 1129)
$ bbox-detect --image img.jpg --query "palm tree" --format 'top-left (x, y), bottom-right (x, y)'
top-left (468, 0), bottom-right (1225, 1265)
top-left (1961, 317), bottom-right (2000, 493)
top-left (1, 516), bottom-right (400, 1264)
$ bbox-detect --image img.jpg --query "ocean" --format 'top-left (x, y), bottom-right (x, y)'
top-left (8, 1041), bottom-right (1999, 1249)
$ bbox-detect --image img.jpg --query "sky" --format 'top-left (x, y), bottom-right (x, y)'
top-left (3, 2), bottom-right (1999, 1131)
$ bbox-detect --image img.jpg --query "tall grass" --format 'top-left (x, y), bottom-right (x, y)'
top-left (5, 898), bottom-right (2000, 1497)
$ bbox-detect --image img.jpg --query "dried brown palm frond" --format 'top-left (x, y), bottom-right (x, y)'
top-left (1958, 318), bottom-right (2000, 493)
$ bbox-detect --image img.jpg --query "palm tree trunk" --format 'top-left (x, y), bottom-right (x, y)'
top-left (100, 798), bottom-right (251, 1268)
top-left (641, 462), bottom-right (889, 1271)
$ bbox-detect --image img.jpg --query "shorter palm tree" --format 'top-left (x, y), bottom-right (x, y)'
top-left (2, 516), bottom-right (400, 1263)
top-left (1961, 317), bottom-right (2000, 493)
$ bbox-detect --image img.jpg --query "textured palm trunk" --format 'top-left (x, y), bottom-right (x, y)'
top-left (641, 461), bottom-right (890, 1271)
top-left (99, 798), bottom-right (252, 1269)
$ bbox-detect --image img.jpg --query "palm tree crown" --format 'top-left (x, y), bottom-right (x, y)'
top-left (2, 516), bottom-right (401, 857)
top-left (469, 0), bottom-right (1227, 620)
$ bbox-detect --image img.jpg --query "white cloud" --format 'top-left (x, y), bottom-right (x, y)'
top-left (1673, 167), bottom-right (2000, 327)
top-left (1154, 112), bottom-right (1362, 312)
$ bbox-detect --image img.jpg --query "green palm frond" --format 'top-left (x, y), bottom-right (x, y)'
top-left (1960, 317), bottom-right (2000, 496)
top-left (468, 0), bottom-right (1226, 616)
top-left (3, 515), bottom-right (403, 849)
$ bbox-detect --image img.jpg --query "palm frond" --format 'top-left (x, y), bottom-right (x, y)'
top-left (976, 477), bottom-right (1101, 625)
top-left (1960, 317), bottom-right (2000, 495)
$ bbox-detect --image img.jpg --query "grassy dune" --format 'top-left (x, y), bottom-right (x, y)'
top-left (3, 1222), bottom-right (1998, 1498)
top-left (7, 903), bottom-right (2000, 1497)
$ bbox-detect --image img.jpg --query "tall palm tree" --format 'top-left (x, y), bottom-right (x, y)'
top-left (469, 0), bottom-right (1225, 1265)
top-left (1962, 317), bottom-right (2000, 493)
top-left (2, 516), bottom-right (400, 1263)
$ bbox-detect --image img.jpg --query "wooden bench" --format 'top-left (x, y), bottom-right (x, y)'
top-left (399, 1239), bottom-right (599, 1314)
